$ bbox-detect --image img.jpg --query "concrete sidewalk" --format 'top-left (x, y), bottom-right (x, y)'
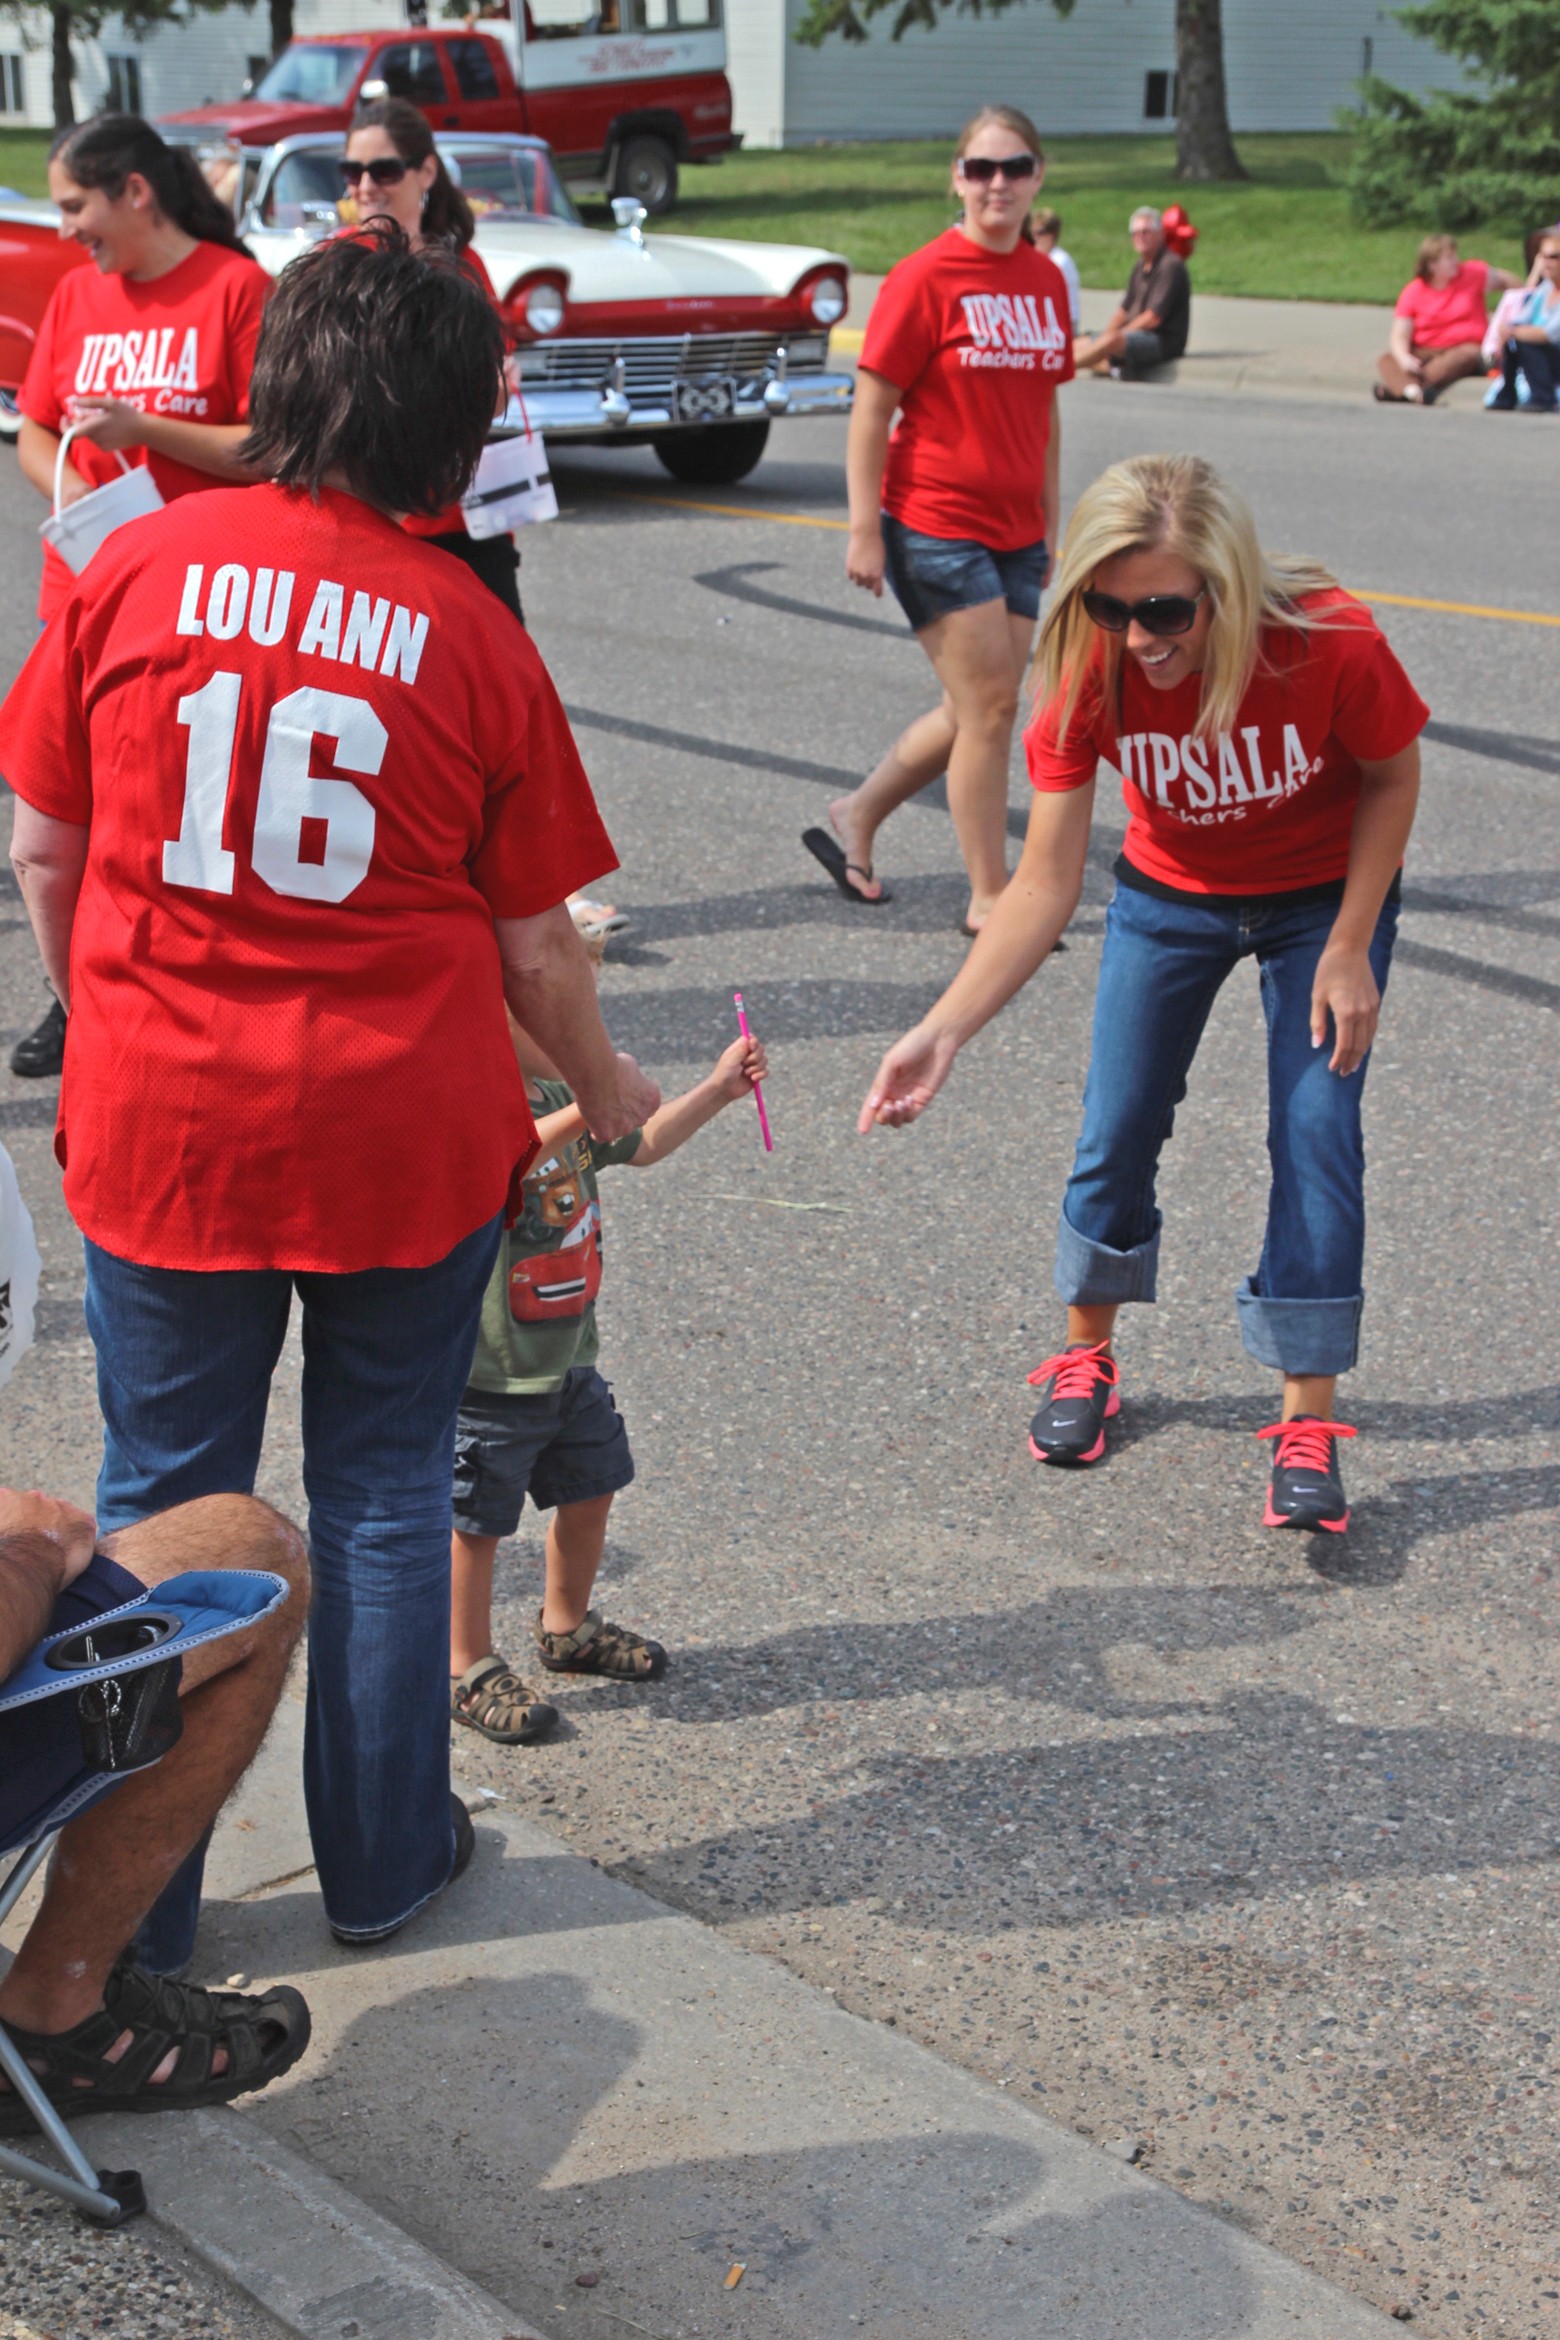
top-left (839, 273), bottom-right (1492, 409)
top-left (4, 1698), bottom-right (1406, 2340)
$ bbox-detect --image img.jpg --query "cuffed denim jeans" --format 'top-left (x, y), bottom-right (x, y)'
top-left (85, 1213), bottom-right (503, 1965)
top-left (1055, 875), bottom-right (1399, 1377)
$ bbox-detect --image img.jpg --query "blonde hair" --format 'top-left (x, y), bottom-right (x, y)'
top-left (1035, 453), bottom-right (1342, 744)
top-left (951, 106), bottom-right (1046, 242)
top-left (1416, 232), bottom-right (1457, 282)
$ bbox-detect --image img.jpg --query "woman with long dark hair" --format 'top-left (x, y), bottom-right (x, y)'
top-left (803, 104), bottom-right (1072, 936)
top-left (12, 113), bottom-right (269, 1079)
top-left (340, 95), bottom-right (525, 620)
top-left (860, 454), bottom-right (1426, 1536)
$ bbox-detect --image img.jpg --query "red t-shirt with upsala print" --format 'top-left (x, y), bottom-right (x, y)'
top-left (1025, 592), bottom-right (1428, 895)
top-left (861, 228), bottom-right (1074, 552)
top-left (21, 239), bottom-right (270, 623)
top-left (0, 483), bottom-right (616, 1274)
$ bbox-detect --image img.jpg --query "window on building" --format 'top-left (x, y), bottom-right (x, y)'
top-left (105, 54), bottom-right (142, 113)
top-left (0, 54), bottom-right (24, 113)
top-left (447, 36), bottom-right (500, 99)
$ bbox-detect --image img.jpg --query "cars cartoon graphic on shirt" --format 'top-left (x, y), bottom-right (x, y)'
top-left (506, 1134), bottom-right (604, 1322)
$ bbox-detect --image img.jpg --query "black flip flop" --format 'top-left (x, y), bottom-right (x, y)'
top-left (801, 827), bottom-right (892, 906)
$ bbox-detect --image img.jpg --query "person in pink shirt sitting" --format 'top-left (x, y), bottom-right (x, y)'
top-left (1375, 233), bottom-right (1522, 405)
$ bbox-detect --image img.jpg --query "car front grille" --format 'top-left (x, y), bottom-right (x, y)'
top-left (515, 331), bottom-right (830, 392)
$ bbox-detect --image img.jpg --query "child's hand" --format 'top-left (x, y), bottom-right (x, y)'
top-left (713, 1033), bottom-right (768, 1100)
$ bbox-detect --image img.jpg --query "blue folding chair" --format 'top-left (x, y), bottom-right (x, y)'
top-left (0, 1567), bottom-right (288, 2224)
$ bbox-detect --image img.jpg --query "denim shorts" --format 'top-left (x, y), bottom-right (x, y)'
top-left (452, 1365), bottom-right (635, 1536)
top-left (0, 1551), bottom-right (152, 1855)
top-left (881, 512), bottom-right (1048, 633)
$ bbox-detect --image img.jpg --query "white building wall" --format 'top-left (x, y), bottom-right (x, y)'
top-left (727, 0), bottom-right (788, 147)
top-left (765, 0), bottom-right (1462, 147)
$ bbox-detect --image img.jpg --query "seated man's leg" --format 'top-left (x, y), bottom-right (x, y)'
top-left (0, 1496), bottom-right (307, 2060)
top-left (1118, 328), bottom-right (1169, 379)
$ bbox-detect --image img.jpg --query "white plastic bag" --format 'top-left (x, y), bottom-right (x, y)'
top-left (0, 1145), bottom-right (41, 1392)
top-left (40, 425), bottom-right (164, 577)
top-left (461, 404), bottom-right (557, 538)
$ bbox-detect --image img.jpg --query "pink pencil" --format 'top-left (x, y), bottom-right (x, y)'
top-left (733, 991), bottom-right (773, 1152)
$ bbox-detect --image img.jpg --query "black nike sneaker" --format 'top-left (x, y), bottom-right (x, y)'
top-left (1027, 1341), bottom-right (1120, 1466)
top-left (10, 995), bottom-right (65, 1079)
top-left (1257, 1415), bottom-right (1356, 1533)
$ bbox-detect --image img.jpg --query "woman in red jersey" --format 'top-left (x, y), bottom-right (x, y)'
top-left (803, 105), bottom-right (1072, 935)
top-left (860, 454), bottom-right (1426, 1538)
top-left (340, 95), bottom-right (525, 621)
top-left (13, 113), bottom-right (270, 1080)
top-left (19, 114), bottom-right (269, 630)
top-left (2, 228), bottom-right (658, 1968)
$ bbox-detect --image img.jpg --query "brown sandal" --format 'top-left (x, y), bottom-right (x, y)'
top-left (533, 1607), bottom-right (667, 1682)
top-left (450, 1655), bottom-right (559, 1745)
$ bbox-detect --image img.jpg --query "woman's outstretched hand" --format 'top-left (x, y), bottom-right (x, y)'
top-left (858, 1023), bottom-right (961, 1131)
top-left (1310, 941), bottom-right (1379, 1075)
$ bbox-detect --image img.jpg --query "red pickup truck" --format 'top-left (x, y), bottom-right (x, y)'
top-left (159, 16), bottom-right (735, 215)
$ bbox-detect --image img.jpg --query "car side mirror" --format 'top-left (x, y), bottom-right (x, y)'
top-left (359, 76), bottom-right (389, 100)
top-left (611, 196), bottom-right (647, 246)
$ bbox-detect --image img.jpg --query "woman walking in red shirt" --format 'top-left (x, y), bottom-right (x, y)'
top-left (803, 105), bottom-right (1072, 935)
top-left (860, 453), bottom-right (1426, 1536)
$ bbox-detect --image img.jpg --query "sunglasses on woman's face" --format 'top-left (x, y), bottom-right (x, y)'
top-left (338, 156), bottom-right (410, 188)
top-left (957, 154), bottom-right (1039, 184)
top-left (1082, 586), bottom-right (1208, 637)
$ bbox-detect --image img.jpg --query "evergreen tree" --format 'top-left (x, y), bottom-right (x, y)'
top-left (1348, 0), bottom-right (1560, 228)
top-left (793, 0), bottom-right (1247, 183)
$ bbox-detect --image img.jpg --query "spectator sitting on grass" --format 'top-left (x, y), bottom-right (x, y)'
top-left (1031, 207), bottom-right (1081, 334)
top-left (1375, 233), bottom-right (1522, 405)
top-left (1072, 207), bottom-right (1189, 380)
top-left (1488, 229), bottom-right (1560, 413)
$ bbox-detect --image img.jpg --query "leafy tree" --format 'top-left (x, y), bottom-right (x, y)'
top-left (1348, 0), bottom-right (1560, 228)
top-left (793, 0), bottom-right (1247, 182)
top-left (0, 0), bottom-right (260, 129)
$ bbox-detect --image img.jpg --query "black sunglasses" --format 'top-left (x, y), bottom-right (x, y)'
top-left (338, 156), bottom-right (410, 187)
top-left (957, 154), bottom-right (1039, 184)
top-left (1082, 586), bottom-right (1208, 638)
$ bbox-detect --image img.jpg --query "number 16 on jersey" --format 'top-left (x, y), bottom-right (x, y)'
top-left (165, 674), bottom-right (382, 905)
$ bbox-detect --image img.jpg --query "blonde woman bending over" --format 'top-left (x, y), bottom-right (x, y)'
top-left (803, 105), bottom-right (1073, 936)
top-left (859, 454), bottom-right (1427, 1535)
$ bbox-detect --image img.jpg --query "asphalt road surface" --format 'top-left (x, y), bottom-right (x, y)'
top-left (2, 379), bottom-right (1557, 2339)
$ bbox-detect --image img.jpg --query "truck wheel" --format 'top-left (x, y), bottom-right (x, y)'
top-left (653, 422), bottom-right (771, 485)
top-left (0, 389), bottom-right (21, 445)
top-left (612, 136), bottom-right (678, 216)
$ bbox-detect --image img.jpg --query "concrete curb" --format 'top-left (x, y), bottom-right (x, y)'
top-left (80, 2107), bottom-right (549, 2340)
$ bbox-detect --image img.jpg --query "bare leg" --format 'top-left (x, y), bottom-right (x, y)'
top-left (919, 598), bottom-right (1025, 926)
top-left (1282, 1372), bottom-right (1336, 1421)
top-left (1418, 342), bottom-right (1485, 401)
top-left (539, 1494), bottom-right (614, 1637)
top-left (0, 1496), bottom-right (307, 2053)
top-left (450, 1529), bottom-right (501, 1678)
top-left (1065, 1303), bottom-right (1119, 1352)
top-left (830, 701), bottom-right (957, 894)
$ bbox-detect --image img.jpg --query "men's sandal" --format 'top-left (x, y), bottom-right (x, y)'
top-left (451, 1655), bottom-right (559, 1745)
top-left (534, 1607), bottom-right (667, 1681)
top-left (1257, 1416), bottom-right (1356, 1534)
top-left (0, 1962), bottom-right (310, 2133)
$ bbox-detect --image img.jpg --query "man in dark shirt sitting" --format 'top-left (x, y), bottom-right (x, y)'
top-left (1074, 206), bottom-right (1191, 379)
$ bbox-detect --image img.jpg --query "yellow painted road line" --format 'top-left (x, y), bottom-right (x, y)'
top-left (1348, 588), bottom-right (1560, 629)
top-left (833, 326), bottom-right (865, 354)
top-left (621, 495), bottom-right (1557, 628)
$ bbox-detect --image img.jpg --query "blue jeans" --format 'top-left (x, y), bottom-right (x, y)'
top-left (85, 1214), bottom-right (503, 1962)
top-left (1054, 874), bottom-right (1399, 1376)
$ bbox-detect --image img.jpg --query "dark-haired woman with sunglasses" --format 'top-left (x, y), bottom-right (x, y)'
top-left (341, 97), bottom-right (524, 621)
top-left (859, 454), bottom-right (1427, 1537)
top-left (804, 105), bottom-right (1072, 936)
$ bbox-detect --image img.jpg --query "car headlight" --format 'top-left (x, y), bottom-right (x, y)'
top-left (524, 283), bottom-right (565, 335)
top-left (808, 276), bottom-right (846, 326)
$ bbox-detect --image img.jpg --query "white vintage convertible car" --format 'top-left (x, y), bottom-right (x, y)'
top-left (1, 131), bottom-right (852, 478)
top-left (224, 129), bottom-right (853, 483)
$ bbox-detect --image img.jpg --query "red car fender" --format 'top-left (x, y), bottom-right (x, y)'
top-left (0, 221), bottom-right (88, 399)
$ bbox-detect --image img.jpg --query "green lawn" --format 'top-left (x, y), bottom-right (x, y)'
top-left (0, 128), bottom-right (51, 196)
top-left (649, 133), bottom-right (1526, 304)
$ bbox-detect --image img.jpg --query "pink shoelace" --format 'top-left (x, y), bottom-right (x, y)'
top-left (1026, 1340), bottom-right (1119, 1399)
top-left (1255, 1417), bottom-right (1357, 1471)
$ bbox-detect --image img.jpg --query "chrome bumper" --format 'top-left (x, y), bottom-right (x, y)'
top-left (499, 370), bottom-right (854, 441)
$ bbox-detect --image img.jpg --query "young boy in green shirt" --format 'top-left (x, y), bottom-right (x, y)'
top-left (449, 1020), bottom-right (769, 1744)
